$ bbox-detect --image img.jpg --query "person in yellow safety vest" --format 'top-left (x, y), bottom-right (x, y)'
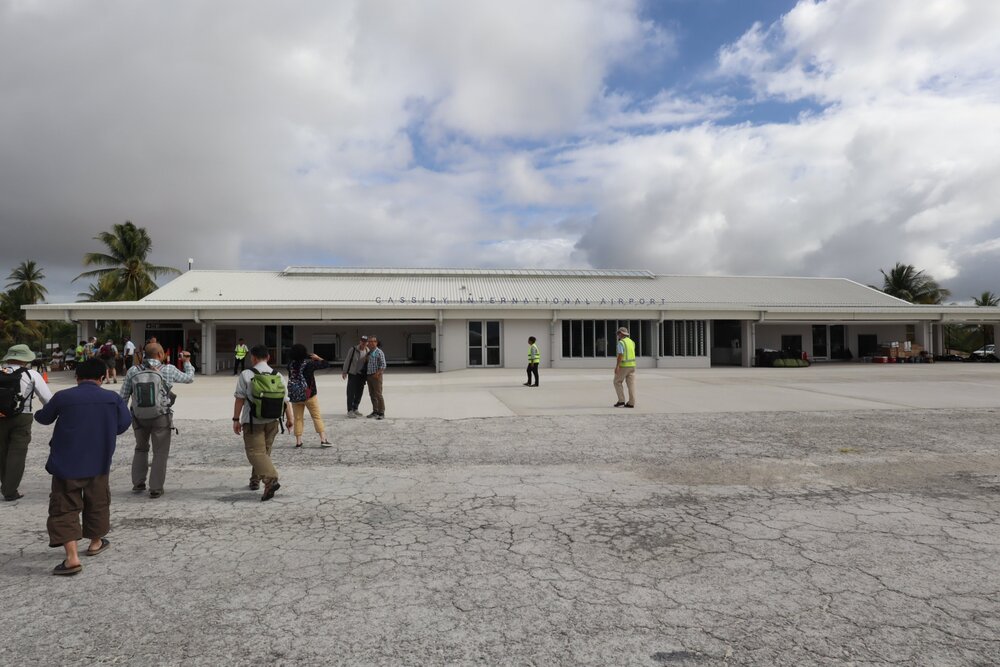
top-left (524, 336), bottom-right (540, 387)
top-left (233, 338), bottom-right (249, 375)
top-left (613, 326), bottom-right (636, 408)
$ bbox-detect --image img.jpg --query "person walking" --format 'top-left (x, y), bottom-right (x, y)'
top-left (122, 337), bottom-right (136, 373)
top-left (524, 336), bottom-right (540, 387)
top-left (0, 344), bottom-right (53, 501)
top-left (365, 336), bottom-right (386, 420)
top-left (613, 327), bottom-right (636, 408)
top-left (341, 335), bottom-right (368, 417)
top-left (120, 342), bottom-right (195, 498)
top-left (34, 358), bottom-right (131, 575)
top-left (233, 338), bottom-right (249, 375)
top-left (97, 338), bottom-right (118, 384)
top-left (287, 343), bottom-right (332, 448)
top-left (233, 344), bottom-right (292, 501)
top-left (73, 341), bottom-right (86, 370)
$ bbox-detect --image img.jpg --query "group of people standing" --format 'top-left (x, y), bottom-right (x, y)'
top-left (68, 336), bottom-right (137, 384)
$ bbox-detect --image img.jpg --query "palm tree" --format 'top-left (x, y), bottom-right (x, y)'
top-left (973, 291), bottom-right (999, 307)
top-left (973, 291), bottom-right (999, 349)
top-left (6, 260), bottom-right (47, 304)
top-left (0, 291), bottom-right (41, 345)
top-left (74, 221), bottom-right (180, 301)
top-left (76, 273), bottom-right (116, 302)
top-left (879, 263), bottom-right (951, 304)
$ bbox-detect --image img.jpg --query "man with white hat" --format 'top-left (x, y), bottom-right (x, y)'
top-left (613, 327), bottom-right (636, 409)
top-left (0, 344), bottom-right (52, 501)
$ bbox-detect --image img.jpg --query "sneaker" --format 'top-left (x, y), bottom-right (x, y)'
top-left (353, 410), bottom-right (363, 416)
top-left (624, 404), bottom-right (635, 409)
top-left (249, 480), bottom-right (260, 491)
top-left (347, 412), bottom-right (357, 418)
top-left (261, 481), bottom-right (281, 502)
top-left (320, 441), bottom-right (333, 448)
top-left (523, 382), bottom-right (531, 386)
top-left (366, 412), bottom-right (377, 418)
top-left (132, 483), bottom-right (146, 492)
top-left (149, 490), bottom-right (163, 499)
top-left (376, 413), bottom-right (384, 420)
top-left (613, 402), bottom-right (625, 407)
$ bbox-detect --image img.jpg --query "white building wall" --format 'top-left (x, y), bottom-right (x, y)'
top-left (439, 319), bottom-right (468, 372)
top-left (502, 319), bottom-right (550, 369)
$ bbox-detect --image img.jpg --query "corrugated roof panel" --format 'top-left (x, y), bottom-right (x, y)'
top-left (139, 269), bottom-right (907, 309)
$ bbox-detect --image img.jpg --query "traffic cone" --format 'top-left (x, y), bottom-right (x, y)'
top-left (43, 371), bottom-right (49, 383)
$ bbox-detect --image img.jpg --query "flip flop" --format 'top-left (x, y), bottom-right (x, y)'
top-left (86, 538), bottom-right (110, 557)
top-left (53, 561), bottom-right (82, 576)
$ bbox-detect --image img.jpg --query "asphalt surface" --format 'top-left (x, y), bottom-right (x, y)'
top-left (3, 407), bottom-right (1000, 666)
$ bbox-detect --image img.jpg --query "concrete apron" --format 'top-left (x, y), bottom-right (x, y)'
top-left (42, 363), bottom-right (1000, 420)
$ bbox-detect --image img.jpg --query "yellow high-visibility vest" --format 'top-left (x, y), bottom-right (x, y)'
top-left (619, 337), bottom-right (636, 367)
top-left (528, 344), bottom-right (540, 363)
top-left (235, 344), bottom-right (248, 359)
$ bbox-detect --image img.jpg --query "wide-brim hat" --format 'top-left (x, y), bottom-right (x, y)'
top-left (616, 327), bottom-right (630, 336)
top-left (2, 344), bottom-right (35, 363)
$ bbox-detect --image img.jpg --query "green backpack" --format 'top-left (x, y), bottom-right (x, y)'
top-left (248, 369), bottom-right (285, 421)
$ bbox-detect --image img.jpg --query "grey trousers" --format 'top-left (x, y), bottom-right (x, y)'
top-left (130, 414), bottom-right (173, 491)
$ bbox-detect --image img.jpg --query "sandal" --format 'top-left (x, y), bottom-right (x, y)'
top-left (86, 538), bottom-right (111, 557)
top-left (53, 561), bottom-right (82, 576)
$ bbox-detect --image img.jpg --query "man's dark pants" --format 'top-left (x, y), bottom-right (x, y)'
top-left (0, 413), bottom-right (33, 498)
top-left (346, 372), bottom-right (367, 412)
top-left (47, 475), bottom-right (111, 547)
top-left (233, 357), bottom-right (246, 375)
top-left (526, 363), bottom-right (539, 387)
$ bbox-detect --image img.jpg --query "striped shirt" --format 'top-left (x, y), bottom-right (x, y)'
top-left (120, 359), bottom-right (195, 402)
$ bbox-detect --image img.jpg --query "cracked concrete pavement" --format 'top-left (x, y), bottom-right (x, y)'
top-left (2, 367), bottom-right (1000, 665)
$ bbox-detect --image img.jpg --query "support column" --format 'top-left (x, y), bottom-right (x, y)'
top-left (740, 320), bottom-right (755, 367)
top-left (78, 320), bottom-right (94, 343)
top-left (201, 321), bottom-right (217, 376)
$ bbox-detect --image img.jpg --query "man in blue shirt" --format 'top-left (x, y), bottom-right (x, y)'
top-left (34, 359), bottom-right (131, 576)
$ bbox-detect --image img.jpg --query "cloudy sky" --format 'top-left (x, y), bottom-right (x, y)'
top-left (3, 0), bottom-right (999, 303)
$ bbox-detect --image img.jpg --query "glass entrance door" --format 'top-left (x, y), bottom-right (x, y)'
top-left (468, 320), bottom-right (502, 367)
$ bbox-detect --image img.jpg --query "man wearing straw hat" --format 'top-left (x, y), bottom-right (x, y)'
top-left (0, 344), bottom-right (53, 501)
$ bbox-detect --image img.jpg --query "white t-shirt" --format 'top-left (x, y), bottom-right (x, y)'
top-left (124, 341), bottom-right (136, 356)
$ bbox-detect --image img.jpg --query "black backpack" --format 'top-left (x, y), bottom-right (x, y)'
top-left (0, 367), bottom-right (30, 418)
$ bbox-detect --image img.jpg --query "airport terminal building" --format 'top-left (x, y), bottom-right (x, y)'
top-left (25, 267), bottom-right (1000, 374)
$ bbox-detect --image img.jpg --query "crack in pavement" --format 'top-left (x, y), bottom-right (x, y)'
top-left (1, 409), bottom-right (999, 665)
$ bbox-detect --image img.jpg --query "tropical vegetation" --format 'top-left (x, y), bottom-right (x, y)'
top-left (74, 220), bottom-right (180, 301)
top-left (879, 262), bottom-right (951, 304)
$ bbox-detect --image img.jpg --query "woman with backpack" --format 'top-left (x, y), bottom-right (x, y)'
top-left (287, 343), bottom-right (332, 448)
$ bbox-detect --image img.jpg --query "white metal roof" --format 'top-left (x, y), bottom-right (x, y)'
top-left (126, 269), bottom-right (908, 308)
top-left (26, 268), bottom-right (1000, 322)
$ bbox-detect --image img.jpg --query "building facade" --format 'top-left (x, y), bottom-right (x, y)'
top-left (25, 268), bottom-right (1000, 374)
